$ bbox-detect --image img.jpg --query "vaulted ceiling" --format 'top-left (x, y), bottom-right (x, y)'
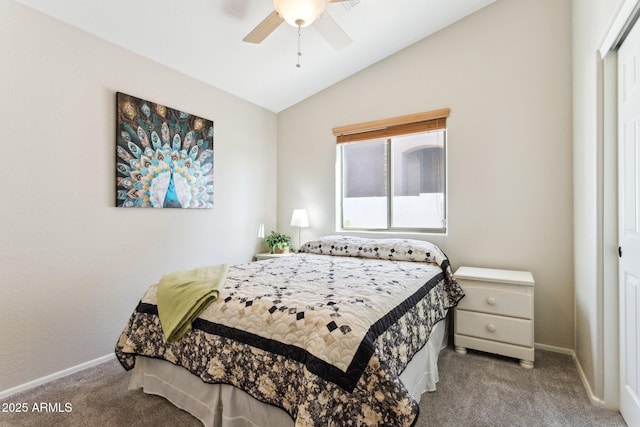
top-left (15, 0), bottom-right (496, 112)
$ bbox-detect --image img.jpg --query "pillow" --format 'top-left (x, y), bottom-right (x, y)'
top-left (299, 235), bottom-right (449, 267)
top-left (300, 235), bottom-right (460, 297)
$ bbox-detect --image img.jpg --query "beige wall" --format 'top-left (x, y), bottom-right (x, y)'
top-left (0, 1), bottom-right (277, 394)
top-left (278, 0), bottom-right (574, 348)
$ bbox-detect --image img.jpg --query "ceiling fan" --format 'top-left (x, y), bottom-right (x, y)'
top-left (243, 0), bottom-right (354, 52)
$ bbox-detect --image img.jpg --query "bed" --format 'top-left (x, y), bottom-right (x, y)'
top-left (115, 236), bottom-right (464, 427)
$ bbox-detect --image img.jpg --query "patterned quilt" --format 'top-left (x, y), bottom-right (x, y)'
top-left (115, 236), bottom-right (464, 426)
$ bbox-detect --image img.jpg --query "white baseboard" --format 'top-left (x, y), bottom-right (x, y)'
top-left (534, 342), bottom-right (574, 355)
top-left (0, 353), bottom-right (116, 400)
top-left (572, 353), bottom-right (607, 408)
top-left (534, 342), bottom-right (606, 408)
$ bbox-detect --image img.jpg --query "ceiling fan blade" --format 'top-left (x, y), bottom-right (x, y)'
top-left (243, 10), bottom-right (284, 44)
top-left (313, 11), bottom-right (352, 50)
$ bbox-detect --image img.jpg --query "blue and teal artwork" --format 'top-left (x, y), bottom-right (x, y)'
top-left (115, 92), bottom-right (214, 208)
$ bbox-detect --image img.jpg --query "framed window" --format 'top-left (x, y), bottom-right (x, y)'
top-left (334, 109), bottom-right (448, 234)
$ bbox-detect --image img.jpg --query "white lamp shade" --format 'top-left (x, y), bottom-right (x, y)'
top-left (274, 0), bottom-right (325, 28)
top-left (290, 209), bottom-right (310, 227)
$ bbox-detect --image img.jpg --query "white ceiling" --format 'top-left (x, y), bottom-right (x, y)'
top-left (15, 0), bottom-right (496, 113)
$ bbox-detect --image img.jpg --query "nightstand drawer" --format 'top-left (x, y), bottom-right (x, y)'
top-left (455, 310), bottom-right (533, 347)
top-left (456, 282), bottom-right (533, 319)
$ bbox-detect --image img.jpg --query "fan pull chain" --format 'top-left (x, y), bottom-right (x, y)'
top-left (296, 23), bottom-right (302, 68)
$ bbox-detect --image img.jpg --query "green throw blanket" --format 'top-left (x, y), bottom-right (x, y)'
top-left (157, 264), bottom-right (229, 343)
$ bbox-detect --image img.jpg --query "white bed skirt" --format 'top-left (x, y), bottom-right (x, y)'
top-left (129, 319), bottom-right (448, 427)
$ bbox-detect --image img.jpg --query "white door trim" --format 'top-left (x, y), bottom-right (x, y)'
top-left (598, 0), bottom-right (640, 412)
top-left (600, 0), bottom-right (640, 58)
top-left (603, 51), bottom-right (621, 410)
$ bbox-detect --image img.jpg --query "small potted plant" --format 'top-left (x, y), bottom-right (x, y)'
top-left (265, 231), bottom-right (292, 254)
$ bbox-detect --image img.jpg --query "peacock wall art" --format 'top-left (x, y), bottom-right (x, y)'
top-left (115, 92), bottom-right (214, 208)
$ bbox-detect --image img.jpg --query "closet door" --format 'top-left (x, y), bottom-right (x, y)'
top-left (618, 16), bottom-right (640, 427)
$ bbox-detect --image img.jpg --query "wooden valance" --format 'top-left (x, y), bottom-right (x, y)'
top-left (332, 108), bottom-right (449, 144)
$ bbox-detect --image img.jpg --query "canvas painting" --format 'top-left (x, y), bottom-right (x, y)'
top-left (115, 92), bottom-right (214, 208)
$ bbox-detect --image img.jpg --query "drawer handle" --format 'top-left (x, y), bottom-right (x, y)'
top-left (487, 324), bottom-right (496, 332)
top-left (486, 297), bottom-right (496, 305)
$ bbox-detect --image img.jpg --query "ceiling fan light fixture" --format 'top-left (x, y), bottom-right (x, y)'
top-left (274, 0), bottom-right (325, 28)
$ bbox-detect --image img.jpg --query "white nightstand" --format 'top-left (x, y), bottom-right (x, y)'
top-left (254, 253), bottom-right (293, 261)
top-left (453, 266), bottom-right (535, 368)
